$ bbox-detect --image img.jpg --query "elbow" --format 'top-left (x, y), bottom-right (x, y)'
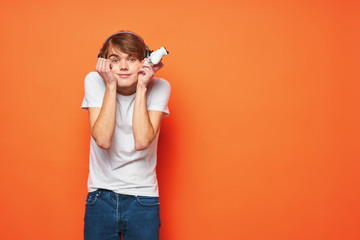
top-left (95, 138), bottom-right (112, 150)
top-left (91, 129), bottom-right (113, 150)
top-left (134, 139), bottom-right (151, 151)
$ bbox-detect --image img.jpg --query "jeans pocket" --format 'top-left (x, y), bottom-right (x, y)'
top-left (86, 191), bottom-right (100, 206)
top-left (135, 196), bottom-right (160, 207)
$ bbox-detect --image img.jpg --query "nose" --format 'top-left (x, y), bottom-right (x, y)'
top-left (119, 59), bottom-right (128, 71)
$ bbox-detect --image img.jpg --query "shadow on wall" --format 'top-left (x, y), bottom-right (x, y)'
top-left (156, 90), bottom-right (183, 238)
top-left (157, 114), bottom-right (179, 189)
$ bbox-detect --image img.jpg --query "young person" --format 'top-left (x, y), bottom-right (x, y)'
top-left (81, 31), bottom-right (171, 240)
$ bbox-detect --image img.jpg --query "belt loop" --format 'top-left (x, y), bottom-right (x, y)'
top-left (97, 188), bottom-right (105, 198)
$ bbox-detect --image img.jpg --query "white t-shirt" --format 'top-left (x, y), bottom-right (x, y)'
top-left (81, 71), bottom-right (170, 197)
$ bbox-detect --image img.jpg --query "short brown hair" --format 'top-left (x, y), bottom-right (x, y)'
top-left (99, 31), bottom-right (147, 60)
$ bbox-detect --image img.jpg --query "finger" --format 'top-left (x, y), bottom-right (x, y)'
top-left (98, 58), bottom-right (103, 71)
top-left (143, 62), bottom-right (152, 69)
top-left (141, 65), bottom-right (154, 74)
top-left (141, 59), bottom-right (152, 67)
top-left (138, 68), bottom-right (148, 75)
top-left (100, 58), bottom-right (106, 72)
top-left (139, 66), bottom-right (153, 73)
top-left (105, 59), bottom-right (113, 70)
top-left (96, 58), bottom-right (102, 71)
top-left (153, 61), bottom-right (164, 72)
top-left (104, 60), bottom-right (110, 71)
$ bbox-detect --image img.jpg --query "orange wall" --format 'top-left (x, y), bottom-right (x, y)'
top-left (0, 0), bottom-right (359, 239)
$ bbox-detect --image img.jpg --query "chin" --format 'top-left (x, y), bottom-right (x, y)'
top-left (116, 78), bottom-right (137, 88)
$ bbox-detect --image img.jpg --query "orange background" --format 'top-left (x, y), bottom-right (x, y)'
top-left (0, 0), bottom-right (359, 239)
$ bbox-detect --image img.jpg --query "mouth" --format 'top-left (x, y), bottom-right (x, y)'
top-left (117, 73), bottom-right (132, 78)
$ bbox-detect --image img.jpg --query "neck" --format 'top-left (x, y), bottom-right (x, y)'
top-left (116, 83), bottom-right (137, 96)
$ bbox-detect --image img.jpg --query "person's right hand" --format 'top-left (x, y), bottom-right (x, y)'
top-left (96, 58), bottom-right (117, 87)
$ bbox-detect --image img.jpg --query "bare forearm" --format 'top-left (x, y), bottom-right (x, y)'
top-left (92, 84), bottom-right (117, 149)
top-left (133, 84), bottom-right (155, 150)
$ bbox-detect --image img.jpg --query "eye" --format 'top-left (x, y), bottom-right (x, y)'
top-left (111, 59), bottom-right (119, 63)
top-left (129, 58), bottom-right (136, 62)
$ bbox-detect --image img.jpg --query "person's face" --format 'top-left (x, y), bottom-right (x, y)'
top-left (107, 47), bottom-right (142, 90)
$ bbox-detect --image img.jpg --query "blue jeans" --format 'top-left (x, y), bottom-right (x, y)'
top-left (84, 189), bottom-right (160, 240)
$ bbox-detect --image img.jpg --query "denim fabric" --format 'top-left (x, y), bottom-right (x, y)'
top-left (84, 189), bottom-right (160, 240)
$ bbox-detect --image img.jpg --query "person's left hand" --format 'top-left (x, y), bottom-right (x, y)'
top-left (138, 59), bottom-right (155, 87)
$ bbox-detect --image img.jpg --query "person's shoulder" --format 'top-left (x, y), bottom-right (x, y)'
top-left (147, 78), bottom-right (171, 101)
top-left (151, 77), bottom-right (171, 90)
top-left (153, 77), bottom-right (169, 85)
top-left (84, 71), bottom-right (105, 88)
top-left (85, 71), bottom-right (102, 81)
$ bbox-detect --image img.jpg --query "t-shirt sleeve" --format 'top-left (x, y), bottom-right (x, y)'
top-left (147, 78), bottom-right (171, 117)
top-left (81, 72), bottom-right (106, 110)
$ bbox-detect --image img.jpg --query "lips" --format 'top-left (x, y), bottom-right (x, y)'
top-left (117, 73), bottom-right (132, 78)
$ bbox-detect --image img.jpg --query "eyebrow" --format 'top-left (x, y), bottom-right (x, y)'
top-left (108, 54), bottom-right (120, 58)
top-left (108, 53), bottom-right (134, 58)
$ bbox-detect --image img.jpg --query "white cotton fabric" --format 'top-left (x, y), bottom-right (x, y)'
top-left (81, 71), bottom-right (170, 197)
